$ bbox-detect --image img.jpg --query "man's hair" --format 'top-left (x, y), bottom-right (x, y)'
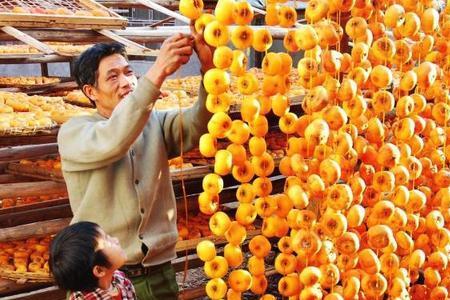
top-left (49, 221), bottom-right (112, 292)
top-left (73, 42), bottom-right (127, 89)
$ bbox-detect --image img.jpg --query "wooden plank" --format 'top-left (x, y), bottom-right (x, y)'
top-left (6, 161), bottom-right (210, 183)
top-left (0, 128), bottom-right (58, 147)
top-left (0, 203), bottom-right (72, 228)
top-left (1, 285), bottom-right (65, 300)
top-left (118, 25), bottom-right (292, 39)
top-left (0, 181), bottom-right (66, 199)
top-left (0, 143), bottom-right (58, 163)
top-left (97, 29), bottom-right (156, 56)
top-left (0, 198), bottom-right (68, 216)
top-left (1, 26), bottom-right (55, 55)
top-left (0, 279), bottom-right (51, 299)
top-left (136, 0), bottom-right (190, 24)
top-left (0, 174), bottom-right (40, 184)
top-left (98, 0), bottom-right (179, 9)
top-left (5, 169), bottom-right (64, 183)
top-left (0, 29), bottom-right (166, 44)
top-left (178, 286), bottom-right (206, 300)
top-left (171, 165), bottom-right (211, 181)
top-left (149, 16), bottom-right (174, 27)
top-left (0, 218), bottom-right (70, 242)
top-left (0, 54), bottom-right (69, 65)
top-left (40, 63), bottom-right (49, 77)
top-left (6, 163), bottom-right (64, 183)
top-left (0, 16), bottom-right (126, 30)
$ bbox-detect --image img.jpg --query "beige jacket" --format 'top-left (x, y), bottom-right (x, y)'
top-left (58, 76), bottom-right (210, 266)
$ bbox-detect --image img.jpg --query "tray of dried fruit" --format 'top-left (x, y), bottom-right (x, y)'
top-left (169, 157), bottom-right (212, 181)
top-left (0, 218), bottom-right (69, 284)
top-left (0, 0), bottom-right (127, 29)
top-left (47, 42), bottom-right (158, 58)
top-left (0, 181), bottom-right (68, 216)
top-left (0, 235), bottom-right (54, 283)
top-left (0, 91), bottom-right (95, 137)
top-left (63, 89), bottom-right (94, 108)
top-left (0, 76), bottom-right (61, 90)
top-left (6, 156), bottom-right (64, 183)
top-left (0, 44), bottom-right (44, 59)
top-left (6, 155), bottom-right (211, 183)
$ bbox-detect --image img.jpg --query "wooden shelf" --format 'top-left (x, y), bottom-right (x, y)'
top-left (0, 280), bottom-right (58, 300)
top-left (6, 160), bottom-right (211, 183)
top-left (175, 227), bottom-right (261, 253)
top-left (0, 144), bottom-right (58, 164)
top-left (0, 218), bottom-right (70, 242)
top-left (0, 128), bottom-right (59, 147)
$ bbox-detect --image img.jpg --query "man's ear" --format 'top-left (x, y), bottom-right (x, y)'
top-left (93, 265), bottom-right (107, 278)
top-left (82, 84), bottom-right (97, 103)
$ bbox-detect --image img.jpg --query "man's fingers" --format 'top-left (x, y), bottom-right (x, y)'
top-left (174, 45), bottom-right (193, 56)
top-left (179, 55), bottom-right (190, 65)
top-left (168, 36), bottom-right (194, 49)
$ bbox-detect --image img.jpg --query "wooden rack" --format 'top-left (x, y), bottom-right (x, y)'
top-left (0, 25), bottom-right (158, 59)
top-left (0, 0), bottom-right (127, 29)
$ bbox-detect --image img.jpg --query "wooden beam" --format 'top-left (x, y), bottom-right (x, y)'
top-left (0, 203), bottom-right (72, 228)
top-left (0, 181), bottom-right (66, 199)
top-left (98, 0), bottom-right (179, 8)
top-left (0, 174), bottom-right (40, 184)
top-left (0, 280), bottom-right (52, 299)
top-left (97, 29), bottom-right (153, 55)
top-left (0, 218), bottom-right (70, 242)
top-left (1, 26), bottom-right (55, 55)
top-left (0, 29), bottom-right (167, 44)
top-left (0, 143), bottom-right (58, 163)
top-left (1, 285), bottom-right (65, 300)
top-left (40, 63), bottom-right (49, 77)
top-left (0, 128), bottom-right (58, 147)
top-left (149, 16), bottom-right (174, 27)
top-left (136, 0), bottom-right (190, 24)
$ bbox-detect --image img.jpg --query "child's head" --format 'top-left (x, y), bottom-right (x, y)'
top-left (50, 221), bottom-right (127, 292)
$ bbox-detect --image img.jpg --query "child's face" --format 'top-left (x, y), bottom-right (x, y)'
top-left (96, 229), bottom-right (127, 269)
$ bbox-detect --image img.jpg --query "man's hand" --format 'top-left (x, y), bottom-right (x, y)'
top-left (190, 21), bottom-right (214, 74)
top-left (146, 33), bottom-right (194, 88)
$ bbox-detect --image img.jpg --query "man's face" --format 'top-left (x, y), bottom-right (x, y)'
top-left (85, 53), bottom-right (137, 117)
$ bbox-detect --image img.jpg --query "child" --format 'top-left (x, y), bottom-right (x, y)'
top-left (50, 221), bottom-right (136, 300)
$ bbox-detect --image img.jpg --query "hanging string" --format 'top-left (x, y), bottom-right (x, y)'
top-left (176, 67), bottom-right (190, 283)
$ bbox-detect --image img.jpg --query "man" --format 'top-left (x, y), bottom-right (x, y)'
top-left (57, 28), bottom-right (213, 299)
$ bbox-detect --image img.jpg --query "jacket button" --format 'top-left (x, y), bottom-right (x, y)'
top-left (139, 234), bottom-right (143, 240)
top-left (131, 149), bottom-right (135, 157)
top-left (135, 179), bottom-right (139, 185)
top-left (140, 208), bottom-right (145, 214)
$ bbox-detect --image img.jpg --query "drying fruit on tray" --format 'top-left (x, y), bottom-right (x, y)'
top-left (0, 235), bottom-right (52, 274)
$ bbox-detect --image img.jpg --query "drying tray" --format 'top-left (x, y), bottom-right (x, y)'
top-left (0, 0), bottom-right (127, 29)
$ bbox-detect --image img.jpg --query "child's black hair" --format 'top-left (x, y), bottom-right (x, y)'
top-left (49, 221), bottom-right (112, 292)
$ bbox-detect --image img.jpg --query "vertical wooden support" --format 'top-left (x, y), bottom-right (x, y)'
top-left (40, 63), bottom-right (49, 77)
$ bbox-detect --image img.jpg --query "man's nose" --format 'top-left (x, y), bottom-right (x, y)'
top-left (119, 73), bottom-right (133, 88)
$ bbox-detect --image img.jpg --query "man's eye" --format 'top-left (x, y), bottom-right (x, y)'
top-left (126, 70), bottom-right (134, 76)
top-left (109, 75), bottom-right (118, 80)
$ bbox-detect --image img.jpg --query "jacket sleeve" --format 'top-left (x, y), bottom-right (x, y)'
top-left (156, 81), bottom-right (212, 159)
top-left (58, 77), bottom-right (160, 171)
